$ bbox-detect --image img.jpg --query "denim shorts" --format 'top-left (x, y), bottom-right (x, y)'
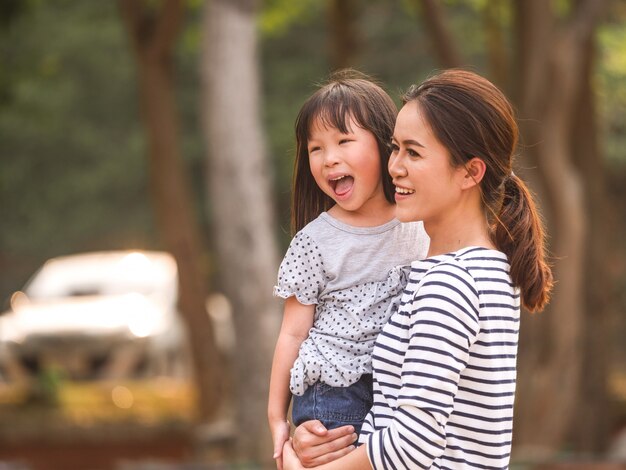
top-left (291, 374), bottom-right (373, 435)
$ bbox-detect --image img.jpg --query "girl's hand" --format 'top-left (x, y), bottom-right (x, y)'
top-left (271, 420), bottom-right (291, 470)
top-left (293, 420), bottom-right (357, 467)
top-left (283, 438), bottom-right (305, 470)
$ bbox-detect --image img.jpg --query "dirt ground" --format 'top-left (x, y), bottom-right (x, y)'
top-left (0, 377), bottom-right (211, 470)
top-left (0, 434), bottom-right (193, 470)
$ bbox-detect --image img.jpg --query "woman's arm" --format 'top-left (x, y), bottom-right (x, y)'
top-left (365, 263), bottom-right (480, 468)
top-left (268, 296), bottom-right (315, 469)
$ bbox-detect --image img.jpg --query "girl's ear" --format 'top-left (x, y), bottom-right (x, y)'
top-left (461, 157), bottom-right (487, 189)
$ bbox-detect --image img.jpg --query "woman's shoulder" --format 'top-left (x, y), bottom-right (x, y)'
top-left (414, 247), bottom-right (508, 270)
top-left (453, 246), bottom-right (509, 264)
top-left (411, 247), bottom-right (509, 292)
top-left (451, 247), bottom-right (512, 284)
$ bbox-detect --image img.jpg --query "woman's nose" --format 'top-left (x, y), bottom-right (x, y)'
top-left (388, 154), bottom-right (404, 177)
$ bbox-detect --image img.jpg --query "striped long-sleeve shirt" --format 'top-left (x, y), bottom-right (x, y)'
top-left (359, 246), bottom-right (520, 469)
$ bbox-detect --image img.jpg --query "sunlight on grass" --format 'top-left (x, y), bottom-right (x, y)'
top-left (0, 377), bottom-right (196, 437)
top-left (62, 378), bottom-right (195, 424)
top-left (610, 369), bottom-right (626, 405)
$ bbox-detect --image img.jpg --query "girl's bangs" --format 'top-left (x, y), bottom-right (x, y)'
top-left (302, 90), bottom-right (367, 138)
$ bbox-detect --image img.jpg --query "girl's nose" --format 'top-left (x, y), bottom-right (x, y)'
top-left (323, 149), bottom-right (341, 166)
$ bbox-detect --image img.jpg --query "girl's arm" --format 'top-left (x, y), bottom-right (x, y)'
top-left (268, 296), bottom-right (315, 469)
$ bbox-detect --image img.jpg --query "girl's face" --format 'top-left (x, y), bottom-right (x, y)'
top-left (388, 101), bottom-right (467, 225)
top-left (307, 114), bottom-right (387, 215)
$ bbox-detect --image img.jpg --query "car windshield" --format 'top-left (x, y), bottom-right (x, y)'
top-left (23, 252), bottom-right (176, 302)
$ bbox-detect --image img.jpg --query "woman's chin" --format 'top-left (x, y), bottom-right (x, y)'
top-left (394, 209), bottom-right (420, 223)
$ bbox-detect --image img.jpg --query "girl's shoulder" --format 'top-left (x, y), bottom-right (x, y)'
top-left (397, 220), bottom-right (430, 254)
top-left (300, 212), bottom-right (404, 239)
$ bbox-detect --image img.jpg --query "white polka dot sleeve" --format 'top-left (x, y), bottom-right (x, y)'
top-left (273, 231), bottom-right (326, 306)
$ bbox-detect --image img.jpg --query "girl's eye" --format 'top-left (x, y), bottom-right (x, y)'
top-left (308, 146), bottom-right (321, 154)
top-left (339, 139), bottom-right (352, 145)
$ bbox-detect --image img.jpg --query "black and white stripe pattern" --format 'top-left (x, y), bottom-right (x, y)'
top-left (359, 247), bottom-right (520, 469)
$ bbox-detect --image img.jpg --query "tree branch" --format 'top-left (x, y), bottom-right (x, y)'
top-left (513, 0), bottom-right (553, 113)
top-left (153, 0), bottom-right (183, 57)
top-left (417, 0), bottom-right (463, 68)
top-left (484, 0), bottom-right (508, 88)
top-left (328, 0), bottom-right (359, 69)
top-left (568, 0), bottom-right (608, 44)
top-left (117, 0), bottom-right (144, 54)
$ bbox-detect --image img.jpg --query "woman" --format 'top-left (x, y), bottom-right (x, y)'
top-left (282, 69), bottom-right (553, 469)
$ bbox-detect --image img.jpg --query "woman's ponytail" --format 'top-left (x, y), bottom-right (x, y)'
top-left (405, 69), bottom-right (554, 312)
top-left (494, 174), bottom-right (553, 312)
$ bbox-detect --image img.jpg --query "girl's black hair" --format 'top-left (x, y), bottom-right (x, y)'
top-left (291, 69), bottom-right (397, 233)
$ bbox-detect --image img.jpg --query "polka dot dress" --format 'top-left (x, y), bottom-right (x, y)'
top-left (273, 213), bottom-right (429, 396)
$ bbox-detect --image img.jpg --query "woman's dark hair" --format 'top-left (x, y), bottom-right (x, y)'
top-left (291, 69), bottom-right (397, 233)
top-left (403, 69), bottom-right (553, 312)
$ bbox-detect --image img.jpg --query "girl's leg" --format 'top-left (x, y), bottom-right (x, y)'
top-left (292, 374), bottom-right (373, 434)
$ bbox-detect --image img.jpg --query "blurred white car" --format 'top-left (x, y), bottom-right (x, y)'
top-left (0, 250), bottom-right (189, 380)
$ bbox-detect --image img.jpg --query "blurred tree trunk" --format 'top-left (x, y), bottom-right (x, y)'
top-left (415, 0), bottom-right (463, 68)
top-left (118, 0), bottom-right (222, 422)
top-left (327, 0), bottom-right (359, 70)
top-left (483, 0), bottom-right (508, 88)
top-left (200, 0), bottom-right (281, 464)
top-left (512, 0), bottom-right (607, 456)
top-left (569, 31), bottom-right (613, 453)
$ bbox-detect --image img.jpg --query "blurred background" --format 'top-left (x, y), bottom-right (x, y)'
top-left (0, 0), bottom-right (625, 469)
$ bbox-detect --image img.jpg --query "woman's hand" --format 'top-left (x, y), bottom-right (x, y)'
top-left (292, 420), bottom-right (357, 468)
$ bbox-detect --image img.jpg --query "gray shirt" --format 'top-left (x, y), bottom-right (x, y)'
top-left (274, 212), bottom-right (430, 395)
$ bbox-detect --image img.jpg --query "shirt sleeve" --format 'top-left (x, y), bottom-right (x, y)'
top-left (273, 231), bottom-right (326, 306)
top-left (366, 261), bottom-right (480, 469)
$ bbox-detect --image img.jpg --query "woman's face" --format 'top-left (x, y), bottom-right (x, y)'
top-left (388, 100), bottom-right (467, 225)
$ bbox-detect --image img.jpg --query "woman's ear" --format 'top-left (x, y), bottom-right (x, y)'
top-left (461, 157), bottom-right (487, 189)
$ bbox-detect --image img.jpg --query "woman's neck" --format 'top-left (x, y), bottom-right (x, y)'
top-left (425, 207), bottom-right (495, 257)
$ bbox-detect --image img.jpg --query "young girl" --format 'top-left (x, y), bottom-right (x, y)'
top-left (268, 71), bottom-right (430, 467)
top-left (283, 70), bottom-right (554, 469)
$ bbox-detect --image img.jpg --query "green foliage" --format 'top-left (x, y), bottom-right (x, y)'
top-left (598, 20), bottom-right (626, 163)
top-left (552, 0), bottom-right (573, 18)
top-left (0, 0), bottom-right (624, 300)
top-left (27, 367), bottom-right (63, 407)
top-left (0, 2), bottom-right (155, 294)
top-left (259, 0), bottom-right (322, 37)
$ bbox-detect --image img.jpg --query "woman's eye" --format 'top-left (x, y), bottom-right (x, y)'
top-left (390, 143), bottom-right (399, 153)
top-left (407, 148), bottom-right (420, 157)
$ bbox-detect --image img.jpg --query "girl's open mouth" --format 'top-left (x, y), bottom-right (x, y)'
top-left (329, 175), bottom-right (354, 196)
